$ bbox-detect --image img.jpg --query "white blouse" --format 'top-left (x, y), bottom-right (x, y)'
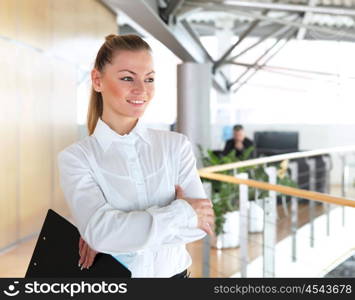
top-left (57, 118), bottom-right (207, 277)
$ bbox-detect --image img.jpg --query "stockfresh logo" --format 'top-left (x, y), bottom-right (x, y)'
top-left (3, 281), bottom-right (20, 297)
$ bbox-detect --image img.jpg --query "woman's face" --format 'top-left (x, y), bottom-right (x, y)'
top-left (92, 49), bottom-right (155, 121)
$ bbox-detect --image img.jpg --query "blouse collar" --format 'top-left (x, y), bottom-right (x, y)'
top-left (93, 118), bottom-right (151, 152)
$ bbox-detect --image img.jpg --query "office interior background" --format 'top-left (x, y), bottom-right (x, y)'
top-left (1, 0), bottom-right (355, 278)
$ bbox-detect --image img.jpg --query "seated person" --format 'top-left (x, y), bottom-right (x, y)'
top-left (222, 124), bottom-right (254, 158)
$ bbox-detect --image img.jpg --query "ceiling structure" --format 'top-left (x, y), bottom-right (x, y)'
top-left (102, 0), bottom-right (355, 93)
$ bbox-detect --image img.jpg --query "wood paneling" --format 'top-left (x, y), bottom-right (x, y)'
top-left (51, 0), bottom-right (118, 68)
top-left (74, 0), bottom-right (118, 68)
top-left (17, 47), bottom-right (52, 238)
top-left (94, 0), bottom-right (117, 41)
top-left (0, 0), bottom-right (117, 249)
top-left (0, 40), bottom-right (18, 249)
top-left (51, 58), bottom-right (77, 216)
top-left (75, 0), bottom-right (103, 68)
top-left (0, 0), bottom-right (18, 39)
top-left (51, 0), bottom-right (81, 65)
top-left (17, 0), bottom-right (52, 51)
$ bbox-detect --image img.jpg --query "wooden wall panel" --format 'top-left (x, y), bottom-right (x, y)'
top-left (17, 0), bottom-right (52, 51)
top-left (51, 59), bottom-right (77, 216)
top-left (75, 0), bottom-right (105, 69)
top-left (0, 0), bottom-right (18, 39)
top-left (17, 47), bottom-right (52, 238)
top-left (94, 0), bottom-right (118, 40)
top-left (0, 0), bottom-right (117, 249)
top-left (50, 0), bottom-right (117, 68)
top-left (51, 0), bottom-right (79, 65)
top-left (0, 40), bottom-right (18, 249)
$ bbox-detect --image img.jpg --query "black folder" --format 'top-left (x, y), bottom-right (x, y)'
top-left (25, 209), bottom-right (131, 278)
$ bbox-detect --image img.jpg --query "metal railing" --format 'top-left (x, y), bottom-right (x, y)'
top-left (198, 145), bottom-right (355, 277)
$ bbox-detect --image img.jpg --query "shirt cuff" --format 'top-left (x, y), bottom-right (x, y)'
top-left (175, 199), bottom-right (198, 228)
top-left (146, 199), bottom-right (196, 233)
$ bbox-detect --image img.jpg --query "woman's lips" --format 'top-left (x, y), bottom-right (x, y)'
top-left (126, 99), bottom-right (146, 107)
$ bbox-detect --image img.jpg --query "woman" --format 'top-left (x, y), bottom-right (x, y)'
top-left (57, 34), bottom-right (215, 278)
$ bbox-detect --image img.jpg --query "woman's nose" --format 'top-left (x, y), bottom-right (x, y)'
top-left (131, 80), bottom-right (145, 94)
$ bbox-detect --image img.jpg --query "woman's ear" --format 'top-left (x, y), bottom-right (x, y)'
top-left (91, 69), bottom-right (102, 92)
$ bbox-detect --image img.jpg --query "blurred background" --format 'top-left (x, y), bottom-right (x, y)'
top-left (1, 0), bottom-right (355, 278)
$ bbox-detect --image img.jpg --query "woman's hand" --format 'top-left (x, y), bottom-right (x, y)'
top-left (175, 185), bottom-right (215, 236)
top-left (78, 236), bottom-right (98, 270)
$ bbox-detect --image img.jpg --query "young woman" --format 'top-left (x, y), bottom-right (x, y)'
top-left (57, 34), bottom-right (215, 278)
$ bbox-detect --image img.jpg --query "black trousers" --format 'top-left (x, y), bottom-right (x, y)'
top-left (170, 269), bottom-right (190, 278)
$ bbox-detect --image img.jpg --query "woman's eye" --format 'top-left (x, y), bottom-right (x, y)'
top-left (120, 76), bottom-right (133, 81)
top-left (145, 77), bottom-right (154, 83)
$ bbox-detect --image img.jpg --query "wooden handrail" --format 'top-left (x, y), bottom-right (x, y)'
top-left (199, 145), bottom-right (355, 173)
top-left (198, 171), bottom-right (355, 208)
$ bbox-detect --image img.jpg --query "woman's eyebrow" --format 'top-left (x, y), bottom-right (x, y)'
top-left (118, 69), bottom-right (155, 75)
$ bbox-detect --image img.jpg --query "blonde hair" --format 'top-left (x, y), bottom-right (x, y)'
top-left (87, 34), bottom-right (152, 135)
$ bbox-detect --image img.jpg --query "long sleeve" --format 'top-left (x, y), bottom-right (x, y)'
top-left (175, 134), bottom-right (208, 241)
top-left (177, 135), bottom-right (207, 199)
top-left (58, 147), bottom-right (202, 255)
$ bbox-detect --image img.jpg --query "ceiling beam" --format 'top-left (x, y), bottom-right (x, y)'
top-left (159, 0), bottom-right (185, 24)
top-left (228, 61), bottom-right (355, 81)
top-left (187, 2), bottom-right (355, 40)
top-left (213, 18), bottom-right (262, 71)
top-left (180, 19), bottom-right (215, 62)
top-left (218, 0), bottom-right (355, 17)
top-left (102, 0), bottom-right (229, 92)
top-left (296, 0), bottom-right (318, 40)
top-left (213, 5), bottom-right (277, 71)
top-left (226, 16), bottom-right (299, 64)
top-left (230, 28), bottom-right (296, 92)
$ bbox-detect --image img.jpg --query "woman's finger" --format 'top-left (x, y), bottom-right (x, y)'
top-left (202, 222), bottom-right (214, 236)
top-left (199, 213), bottom-right (215, 236)
top-left (86, 251), bottom-right (94, 269)
top-left (79, 242), bottom-right (88, 268)
top-left (86, 249), bottom-right (98, 269)
top-left (175, 185), bottom-right (184, 199)
top-left (196, 199), bottom-right (212, 208)
top-left (207, 216), bottom-right (215, 228)
top-left (199, 206), bottom-right (214, 216)
top-left (79, 241), bottom-right (87, 262)
top-left (79, 244), bottom-right (86, 268)
top-left (79, 237), bottom-right (84, 255)
top-left (85, 248), bottom-right (98, 269)
top-left (207, 223), bottom-right (215, 236)
top-left (83, 245), bottom-right (91, 269)
top-left (206, 210), bottom-right (215, 218)
top-left (83, 249), bottom-right (90, 269)
top-left (79, 239), bottom-right (86, 257)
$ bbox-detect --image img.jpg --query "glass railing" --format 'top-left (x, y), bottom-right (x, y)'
top-left (198, 147), bottom-right (355, 278)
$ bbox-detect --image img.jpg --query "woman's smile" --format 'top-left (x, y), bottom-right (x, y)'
top-left (126, 99), bottom-right (147, 106)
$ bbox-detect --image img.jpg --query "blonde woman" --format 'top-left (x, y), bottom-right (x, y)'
top-left (58, 34), bottom-right (215, 278)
